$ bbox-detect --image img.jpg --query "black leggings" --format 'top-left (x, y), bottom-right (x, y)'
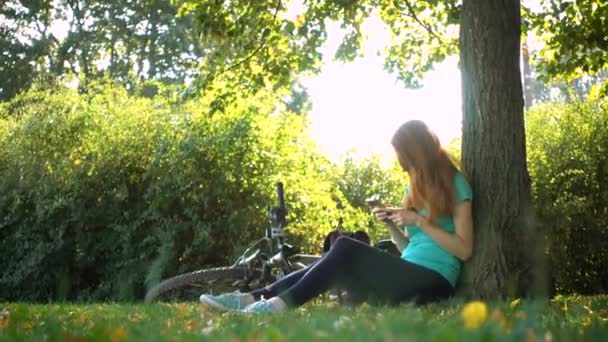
top-left (250, 236), bottom-right (454, 307)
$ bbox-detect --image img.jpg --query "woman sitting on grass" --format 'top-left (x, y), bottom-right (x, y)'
top-left (200, 120), bottom-right (474, 313)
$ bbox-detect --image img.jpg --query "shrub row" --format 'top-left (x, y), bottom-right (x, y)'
top-left (527, 99), bottom-right (608, 294)
top-left (0, 81), bottom-right (403, 301)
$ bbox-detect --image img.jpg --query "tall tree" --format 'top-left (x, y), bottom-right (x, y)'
top-left (459, 0), bottom-right (534, 298)
top-left (0, 0), bottom-right (204, 100)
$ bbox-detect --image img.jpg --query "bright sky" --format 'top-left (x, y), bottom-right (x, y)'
top-left (301, 18), bottom-right (462, 162)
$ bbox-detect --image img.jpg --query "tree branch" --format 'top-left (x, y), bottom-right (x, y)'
top-left (395, 0), bottom-right (447, 46)
top-left (221, 0), bottom-right (282, 74)
top-left (180, 0), bottom-right (283, 102)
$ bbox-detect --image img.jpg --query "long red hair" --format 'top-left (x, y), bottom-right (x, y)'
top-left (391, 120), bottom-right (458, 222)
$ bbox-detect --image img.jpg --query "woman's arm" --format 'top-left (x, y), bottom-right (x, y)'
top-left (418, 201), bottom-right (473, 261)
top-left (373, 207), bottom-right (409, 252)
top-left (389, 201), bottom-right (474, 261)
top-left (386, 221), bottom-right (409, 252)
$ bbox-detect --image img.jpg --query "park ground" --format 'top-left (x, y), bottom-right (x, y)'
top-left (1, 295), bottom-right (608, 341)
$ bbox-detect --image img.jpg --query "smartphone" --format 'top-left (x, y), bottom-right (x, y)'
top-left (365, 198), bottom-right (382, 208)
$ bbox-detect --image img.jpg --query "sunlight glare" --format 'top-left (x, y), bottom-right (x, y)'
top-left (302, 17), bottom-right (462, 163)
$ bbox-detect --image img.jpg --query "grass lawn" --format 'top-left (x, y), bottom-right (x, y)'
top-left (1, 295), bottom-right (607, 341)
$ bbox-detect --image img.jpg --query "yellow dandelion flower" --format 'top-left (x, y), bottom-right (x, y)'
top-left (73, 159), bottom-right (82, 167)
top-left (461, 301), bottom-right (488, 330)
top-left (582, 317), bottom-right (592, 327)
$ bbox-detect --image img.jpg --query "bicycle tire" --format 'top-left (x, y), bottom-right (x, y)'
top-left (144, 266), bottom-right (263, 303)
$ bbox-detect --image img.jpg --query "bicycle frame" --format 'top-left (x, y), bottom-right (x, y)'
top-left (229, 182), bottom-right (320, 283)
top-left (230, 236), bottom-right (320, 272)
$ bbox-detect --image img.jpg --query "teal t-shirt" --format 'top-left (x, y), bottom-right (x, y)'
top-left (401, 173), bottom-right (472, 288)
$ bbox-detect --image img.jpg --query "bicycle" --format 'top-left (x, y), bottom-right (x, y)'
top-left (144, 182), bottom-right (400, 303)
top-left (144, 182), bottom-right (320, 302)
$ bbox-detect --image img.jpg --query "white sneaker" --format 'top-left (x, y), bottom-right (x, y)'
top-left (199, 292), bottom-right (254, 311)
top-left (241, 297), bottom-right (287, 314)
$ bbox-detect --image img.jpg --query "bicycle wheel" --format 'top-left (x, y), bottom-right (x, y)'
top-left (144, 266), bottom-right (263, 303)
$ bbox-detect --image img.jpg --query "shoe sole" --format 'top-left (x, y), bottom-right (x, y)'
top-left (199, 295), bottom-right (235, 312)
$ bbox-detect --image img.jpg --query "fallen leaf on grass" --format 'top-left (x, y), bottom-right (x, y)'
top-left (0, 307), bottom-right (9, 327)
top-left (199, 304), bottom-right (222, 319)
top-left (491, 308), bottom-right (511, 332)
top-left (526, 328), bottom-right (537, 342)
top-left (62, 334), bottom-right (89, 342)
top-left (109, 327), bottom-right (128, 342)
top-left (76, 314), bottom-right (92, 325)
top-left (174, 303), bottom-right (190, 314)
top-left (186, 319), bottom-right (199, 332)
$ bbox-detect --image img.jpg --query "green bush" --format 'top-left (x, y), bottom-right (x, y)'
top-left (527, 99), bottom-right (608, 294)
top-left (0, 79), bottom-right (414, 302)
top-left (0, 80), bottom-right (370, 301)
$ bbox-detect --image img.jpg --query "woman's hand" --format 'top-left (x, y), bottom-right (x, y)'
top-left (386, 208), bottom-right (423, 226)
top-left (372, 206), bottom-right (409, 252)
top-left (371, 207), bottom-right (392, 223)
top-left (372, 207), bottom-right (422, 226)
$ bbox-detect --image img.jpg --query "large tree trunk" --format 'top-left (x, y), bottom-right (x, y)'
top-left (458, 0), bottom-right (537, 299)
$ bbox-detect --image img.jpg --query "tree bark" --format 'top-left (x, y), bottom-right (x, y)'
top-left (459, 0), bottom-right (537, 299)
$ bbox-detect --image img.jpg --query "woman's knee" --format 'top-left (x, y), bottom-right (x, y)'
top-left (332, 236), bottom-right (363, 252)
top-left (326, 236), bottom-right (372, 267)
